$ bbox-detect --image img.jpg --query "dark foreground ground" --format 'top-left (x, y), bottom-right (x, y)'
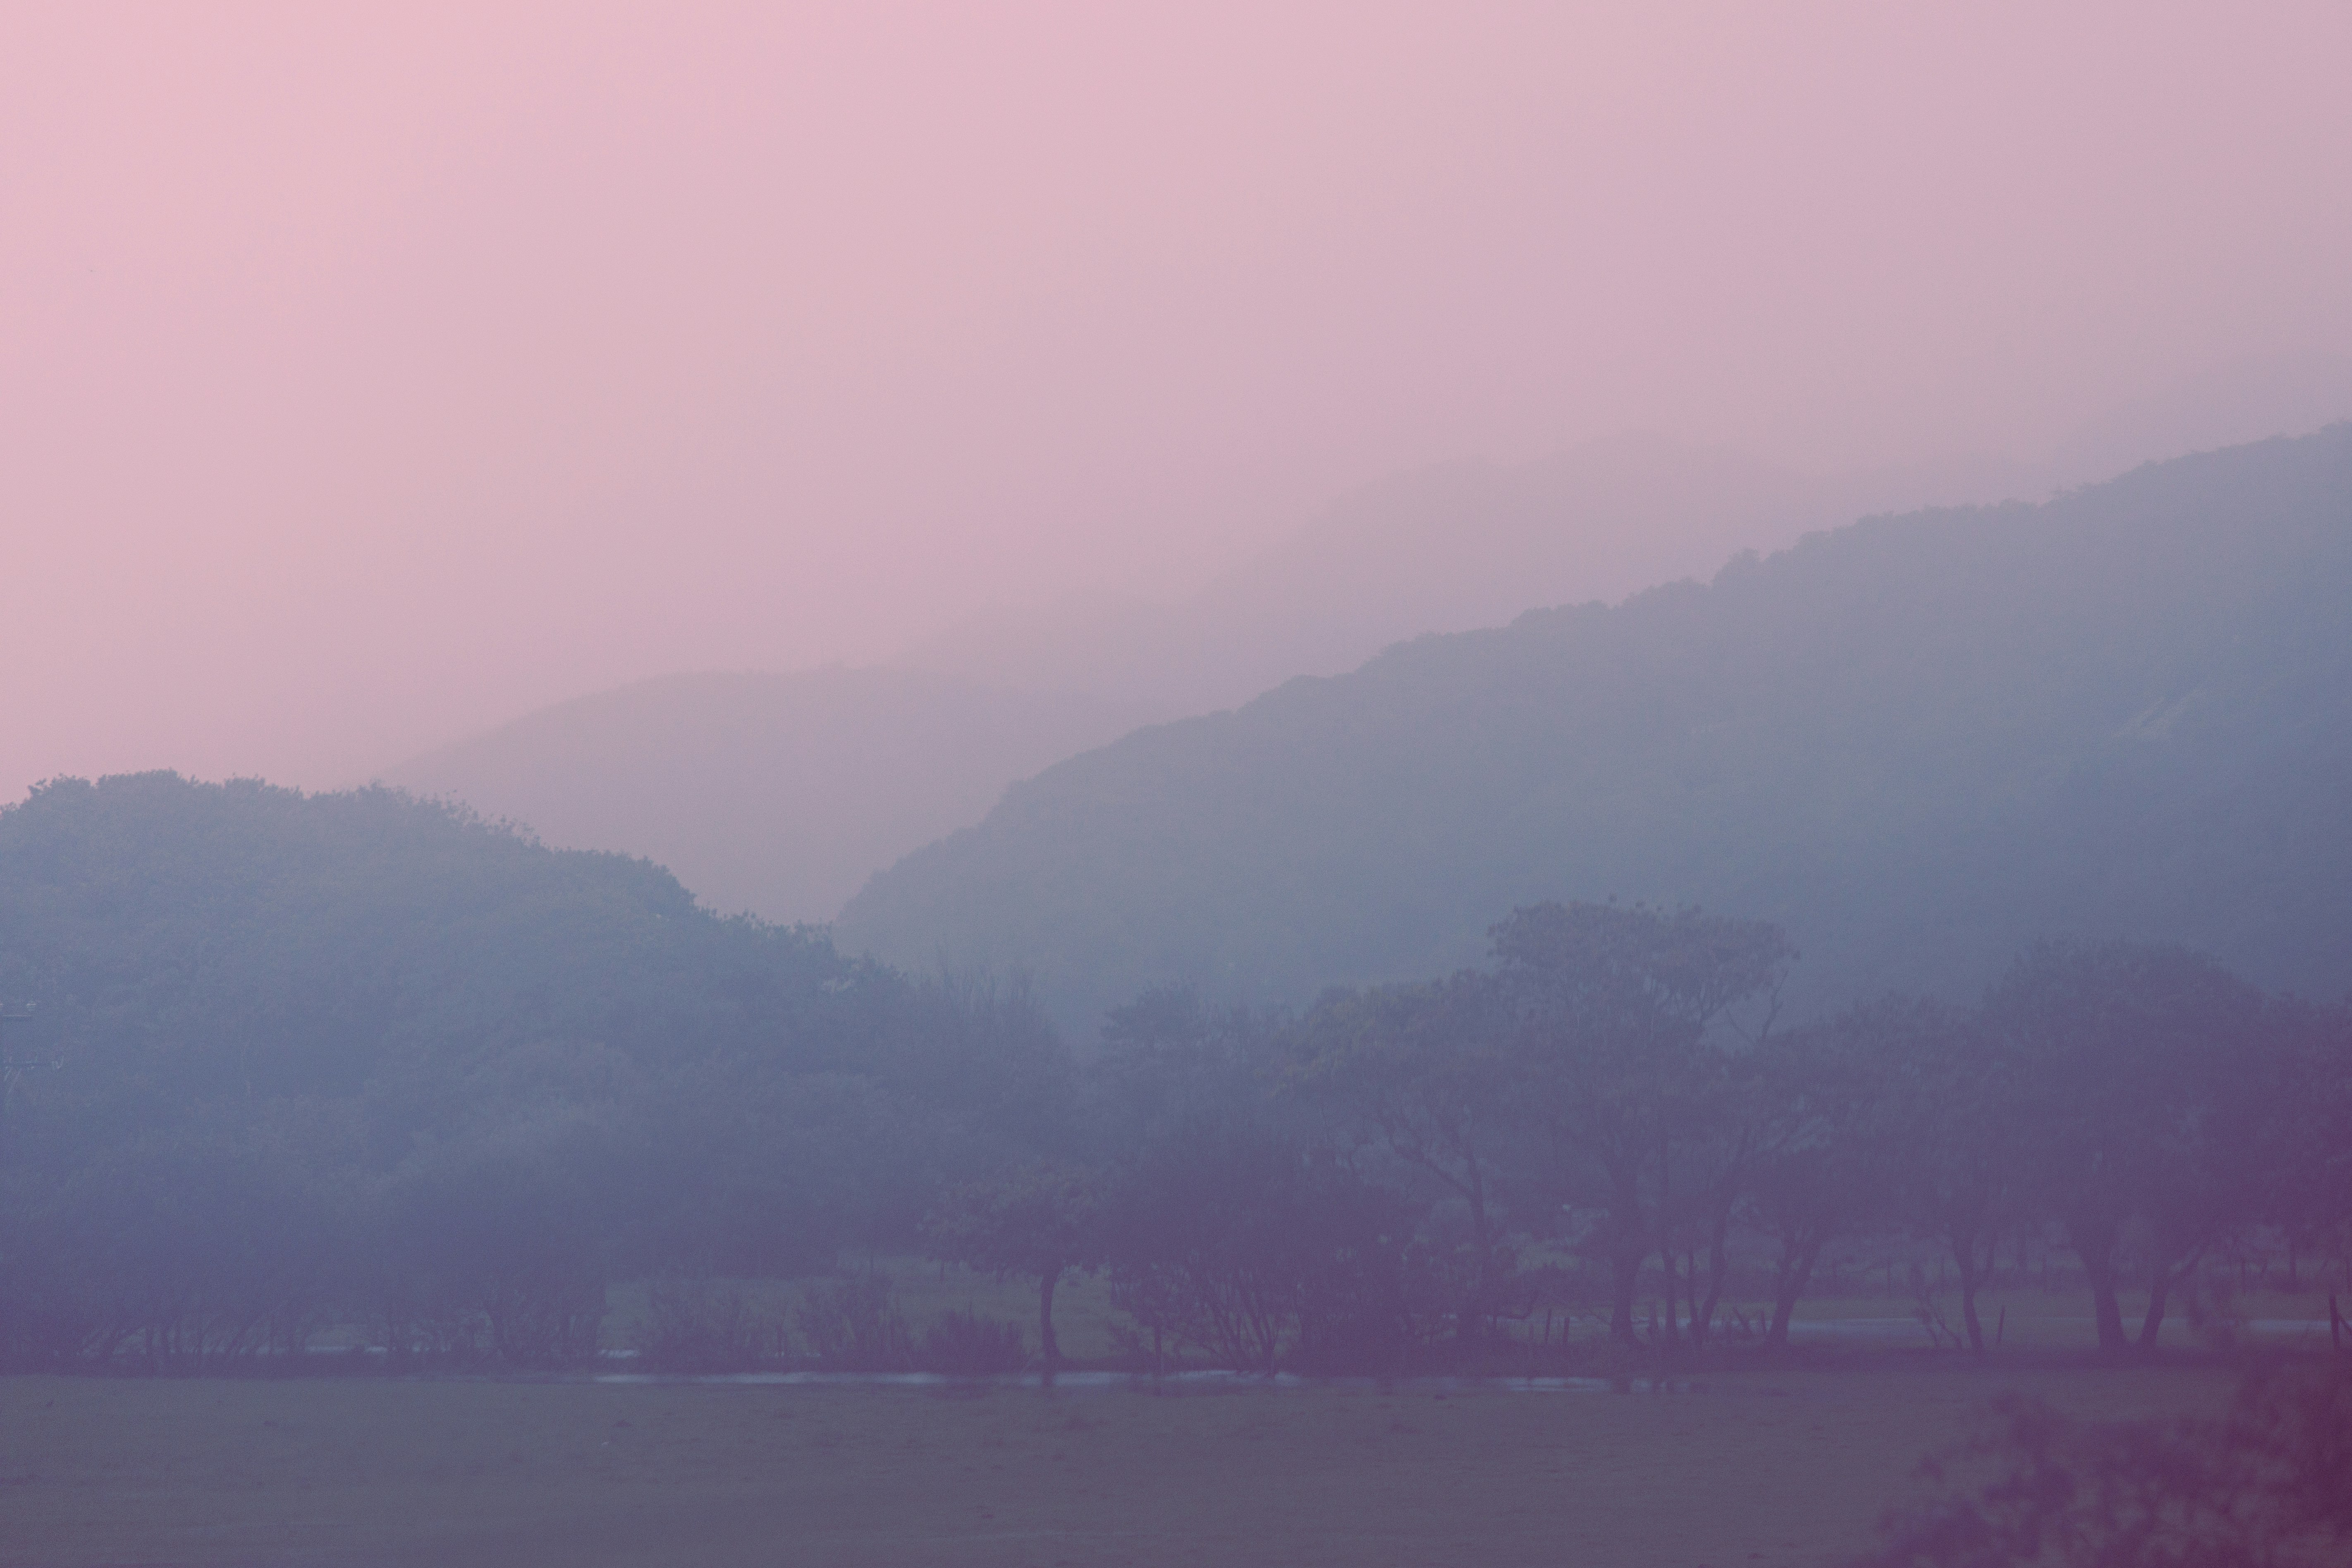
top-left (0, 1363), bottom-right (2243, 1568)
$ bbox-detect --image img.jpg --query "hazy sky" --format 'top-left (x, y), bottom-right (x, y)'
top-left (5, 3), bottom-right (2349, 797)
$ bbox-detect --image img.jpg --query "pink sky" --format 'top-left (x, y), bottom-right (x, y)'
top-left (4, 3), bottom-right (2349, 797)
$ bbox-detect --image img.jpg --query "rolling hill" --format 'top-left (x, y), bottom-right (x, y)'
top-left (838, 427), bottom-right (2352, 1033)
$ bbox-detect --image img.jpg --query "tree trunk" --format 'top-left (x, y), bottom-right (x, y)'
top-left (2137, 1271), bottom-right (2170, 1348)
top-left (1694, 1224), bottom-right (1730, 1349)
top-left (1463, 1159), bottom-right (1493, 1341)
top-left (1656, 1133), bottom-right (1675, 1345)
top-left (1952, 1230), bottom-right (1984, 1352)
top-left (1038, 1268), bottom-right (1062, 1365)
top-left (2069, 1219), bottom-right (2127, 1353)
top-left (1658, 1250), bottom-right (1681, 1343)
top-left (2138, 1248), bottom-right (2202, 1348)
top-left (1599, 1147), bottom-right (1651, 1347)
top-left (1610, 1247), bottom-right (1642, 1346)
top-left (1766, 1238), bottom-right (1822, 1348)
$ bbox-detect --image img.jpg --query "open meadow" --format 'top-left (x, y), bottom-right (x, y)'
top-left (1, 1359), bottom-right (2246, 1568)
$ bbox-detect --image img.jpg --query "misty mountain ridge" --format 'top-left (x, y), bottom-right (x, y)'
top-left (375, 436), bottom-right (1908, 927)
top-left (381, 359), bottom-right (2352, 928)
top-left (837, 423), bottom-right (2352, 1033)
top-left (370, 438), bottom-right (1879, 923)
top-left (898, 433), bottom-right (1980, 714)
top-left (897, 356), bottom-right (2352, 715)
top-left (379, 668), bottom-right (1163, 924)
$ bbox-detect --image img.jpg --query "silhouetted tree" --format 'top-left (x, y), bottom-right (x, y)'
top-left (1088, 983), bottom-right (1276, 1154)
top-left (1292, 973), bottom-right (1520, 1338)
top-left (925, 1161), bottom-right (1102, 1365)
top-left (373, 1108), bottom-right (617, 1368)
top-left (1877, 997), bottom-right (2018, 1351)
top-left (1744, 1014), bottom-right (1897, 1346)
top-left (1493, 901), bottom-right (1793, 1345)
top-left (1989, 941), bottom-right (2271, 1353)
top-left (2265, 999), bottom-right (2352, 1298)
top-left (1102, 1123), bottom-right (1427, 1373)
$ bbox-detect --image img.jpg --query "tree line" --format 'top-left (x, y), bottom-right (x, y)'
top-left (931, 904), bottom-right (2352, 1373)
top-left (2, 775), bottom-right (2347, 1374)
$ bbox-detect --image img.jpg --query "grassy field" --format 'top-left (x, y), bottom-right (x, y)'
top-left (0, 1362), bottom-right (2244, 1568)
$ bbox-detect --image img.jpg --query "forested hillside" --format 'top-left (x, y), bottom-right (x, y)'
top-left (0, 775), bottom-right (1071, 1365)
top-left (840, 428), bottom-right (2352, 1033)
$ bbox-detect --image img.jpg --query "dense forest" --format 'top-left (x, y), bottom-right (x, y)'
top-left (2, 774), bottom-right (2347, 1374)
top-left (839, 427), bottom-right (2352, 1034)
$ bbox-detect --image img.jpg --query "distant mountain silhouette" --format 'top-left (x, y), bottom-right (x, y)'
top-left (386, 361), bottom-right (2352, 928)
top-left (382, 442), bottom-right (1958, 924)
top-left (899, 357), bottom-right (2352, 715)
top-left (898, 435), bottom-right (1968, 714)
top-left (839, 427), bottom-right (2352, 1034)
top-left (379, 669), bottom-right (1162, 923)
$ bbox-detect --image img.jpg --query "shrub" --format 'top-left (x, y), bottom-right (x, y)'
top-left (1853, 1362), bottom-right (2352, 1566)
top-left (630, 1278), bottom-right (785, 1373)
top-left (794, 1272), bottom-right (914, 1371)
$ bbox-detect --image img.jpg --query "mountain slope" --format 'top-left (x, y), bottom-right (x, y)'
top-left (899, 435), bottom-right (1986, 714)
top-left (899, 360), bottom-right (2352, 716)
top-left (839, 428), bottom-right (2352, 1032)
top-left (378, 669), bottom-right (1162, 923)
